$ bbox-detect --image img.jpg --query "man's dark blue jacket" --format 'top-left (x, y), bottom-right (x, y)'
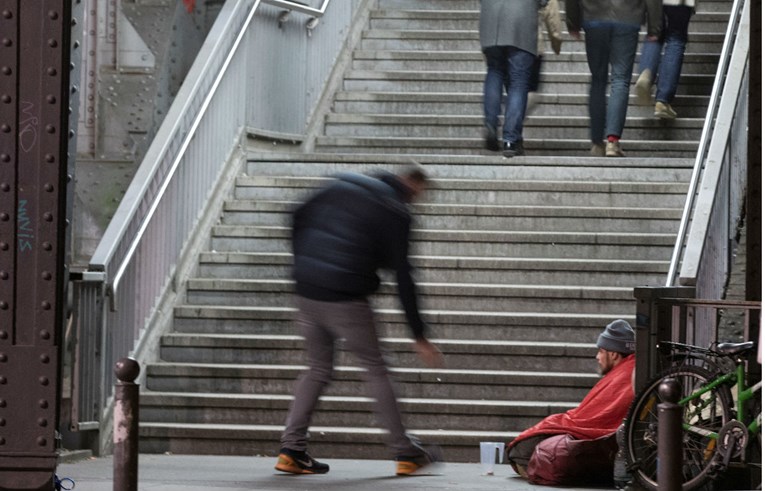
top-left (291, 171), bottom-right (427, 339)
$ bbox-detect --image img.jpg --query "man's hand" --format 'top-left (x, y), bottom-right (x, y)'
top-left (414, 338), bottom-right (444, 368)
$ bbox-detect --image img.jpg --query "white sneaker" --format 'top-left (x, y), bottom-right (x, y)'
top-left (635, 69), bottom-right (652, 106)
top-left (606, 141), bottom-right (625, 157)
top-left (590, 143), bottom-right (606, 157)
top-left (654, 101), bottom-right (677, 120)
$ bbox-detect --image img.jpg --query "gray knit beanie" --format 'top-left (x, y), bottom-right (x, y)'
top-left (597, 319), bottom-right (636, 354)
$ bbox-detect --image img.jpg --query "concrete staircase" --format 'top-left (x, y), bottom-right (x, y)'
top-left (137, 0), bottom-right (731, 462)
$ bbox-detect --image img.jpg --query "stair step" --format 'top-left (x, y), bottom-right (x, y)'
top-left (140, 392), bottom-right (576, 433)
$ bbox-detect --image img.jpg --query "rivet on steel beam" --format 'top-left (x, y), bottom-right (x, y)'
top-left (43, 213), bottom-right (53, 222)
top-left (42, 301), bottom-right (51, 310)
top-left (2, 11), bottom-right (12, 19)
top-left (1, 95), bottom-right (10, 103)
top-left (38, 418), bottom-right (48, 427)
top-left (43, 242), bottom-right (52, 251)
top-left (44, 184), bottom-right (54, 192)
top-left (0, 183), bottom-right (8, 191)
top-left (40, 329), bottom-right (51, 339)
top-left (40, 354), bottom-right (50, 363)
top-left (1, 39), bottom-right (10, 47)
top-left (0, 377), bottom-right (6, 384)
top-left (47, 95), bottom-right (56, 104)
top-left (0, 400), bottom-right (4, 408)
top-left (71, 18), bottom-right (77, 26)
top-left (0, 331), bottom-right (6, 339)
top-left (37, 437), bottom-right (47, 446)
top-left (46, 124), bottom-right (56, 134)
top-left (0, 302), bottom-right (7, 310)
top-left (39, 399), bottom-right (48, 409)
top-left (0, 213), bottom-right (7, 221)
top-left (1, 67), bottom-right (10, 75)
top-left (47, 67), bottom-right (57, 76)
top-left (0, 124), bottom-right (10, 133)
top-left (0, 354), bottom-right (5, 362)
top-left (0, 243), bottom-right (7, 250)
top-left (0, 154), bottom-right (9, 162)
top-left (48, 10), bottom-right (59, 20)
top-left (69, 129), bottom-right (75, 138)
top-left (0, 271), bottom-right (7, 279)
top-left (48, 39), bottom-right (58, 48)
top-left (0, 419), bottom-right (5, 426)
top-left (38, 376), bottom-right (49, 386)
top-left (45, 154), bottom-right (55, 163)
top-left (0, 438), bottom-right (5, 445)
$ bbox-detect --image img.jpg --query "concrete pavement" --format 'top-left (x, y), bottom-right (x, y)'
top-left (56, 454), bottom-right (614, 491)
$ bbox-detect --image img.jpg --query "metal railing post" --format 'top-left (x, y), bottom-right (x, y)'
top-left (658, 378), bottom-right (682, 491)
top-left (113, 358), bottom-right (140, 491)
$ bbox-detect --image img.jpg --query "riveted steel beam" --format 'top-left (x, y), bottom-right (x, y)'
top-left (0, 0), bottom-right (77, 488)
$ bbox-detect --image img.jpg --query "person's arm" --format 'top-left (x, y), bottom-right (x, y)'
top-left (564, 0), bottom-right (581, 40)
top-left (390, 217), bottom-right (444, 367)
top-left (645, 0), bottom-right (663, 38)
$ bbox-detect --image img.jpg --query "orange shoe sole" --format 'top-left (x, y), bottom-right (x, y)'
top-left (275, 453), bottom-right (320, 474)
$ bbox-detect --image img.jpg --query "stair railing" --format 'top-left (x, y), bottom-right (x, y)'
top-left (665, 0), bottom-right (749, 294)
top-left (68, 0), bottom-right (339, 451)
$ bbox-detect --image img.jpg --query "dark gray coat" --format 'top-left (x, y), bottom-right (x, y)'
top-left (479, 0), bottom-right (539, 56)
top-left (565, 0), bottom-right (662, 37)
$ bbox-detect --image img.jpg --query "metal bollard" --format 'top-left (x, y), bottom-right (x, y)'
top-left (114, 358), bottom-right (141, 491)
top-left (658, 377), bottom-right (682, 491)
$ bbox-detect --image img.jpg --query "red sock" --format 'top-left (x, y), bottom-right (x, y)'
top-left (607, 135), bottom-right (619, 143)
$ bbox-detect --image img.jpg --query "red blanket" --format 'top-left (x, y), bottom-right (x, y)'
top-left (508, 354), bottom-right (635, 448)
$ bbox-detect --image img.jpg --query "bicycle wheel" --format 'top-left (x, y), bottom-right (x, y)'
top-left (624, 365), bottom-right (734, 491)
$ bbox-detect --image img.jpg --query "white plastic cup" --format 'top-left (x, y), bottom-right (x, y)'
top-left (479, 441), bottom-right (504, 475)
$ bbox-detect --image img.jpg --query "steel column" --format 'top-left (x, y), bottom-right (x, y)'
top-left (0, 0), bottom-right (77, 488)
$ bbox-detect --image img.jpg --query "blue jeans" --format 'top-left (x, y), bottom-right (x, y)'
top-left (483, 45), bottom-right (535, 144)
top-left (583, 22), bottom-right (639, 142)
top-left (638, 6), bottom-right (693, 104)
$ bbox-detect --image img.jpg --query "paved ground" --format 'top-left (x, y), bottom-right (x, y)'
top-left (56, 454), bottom-right (614, 491)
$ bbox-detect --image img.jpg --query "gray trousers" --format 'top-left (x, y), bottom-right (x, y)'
top-left (280, 296), bottom-right (422, 457)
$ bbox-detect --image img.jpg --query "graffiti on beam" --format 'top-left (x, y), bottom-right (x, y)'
top-left (18, 200), bottom-right (33, 252)
top-left (19, 100), bottom-right (39, 153)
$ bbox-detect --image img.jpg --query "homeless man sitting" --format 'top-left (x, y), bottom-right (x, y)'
top-left (506, 319), bottom-right (636, 486)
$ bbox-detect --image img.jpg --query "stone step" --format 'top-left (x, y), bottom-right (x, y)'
top-left (376, 0), bottom-right (732, 13)
top-left (341, 69), bottom-right (715, 95)
top-left (322, 113), bottom-right (705, 140)
top-left (351, 49), bottom-right (720, 74)
top-left (140, 392), bottom-right (576, 434)
top-left (333, 91), bottom-right (711, 118)
top-left (158, 334), bottom-right (598, 372)
top-left (183, 278), bottom-right (636, 313)
top-left (137, 422), bottom-right (511, 462)
top-left (233, 175), bottom-right (688, 207)
top-left (145, 362), bottom-right (598, 401)
top-left (244, 153), bottom-right (695, 181)
top-left (209, 225), bottom-right (675, 260)
top-left (171, 305), bottom-right (630, 343)
top-left (313, 136), bottom-right (700, 158)
top-left (358, 30), bottom-right (724, 54)
top-left (197, 251), bottom-right (667, 286)
top-left (221, 199), bottom-right (682, 233)
top-left (369, 9), bottom-right (729, 33)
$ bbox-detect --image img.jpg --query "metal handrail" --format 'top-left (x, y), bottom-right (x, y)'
top-left (263, 0), bottom-right (330, 16)
top-left (665, 0), bottom-right (747, 286)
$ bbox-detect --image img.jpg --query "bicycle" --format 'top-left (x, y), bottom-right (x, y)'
top-left (622, 340), bottom-right (761, 490)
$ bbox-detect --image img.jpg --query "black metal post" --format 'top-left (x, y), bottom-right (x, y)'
top-left (113, 358), bottom-right (140, 491)
top-left (658, 377), bottom-right (682, 491)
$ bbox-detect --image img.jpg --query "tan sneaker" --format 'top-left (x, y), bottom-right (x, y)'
top-left (635, 69), bottom-right (652, 105)
top-left (606, 141), bottom-right (625, 157)
top-left (654, 101), bottom-right (677, 120)
top-left (590, 143), bottom-right (606, 157)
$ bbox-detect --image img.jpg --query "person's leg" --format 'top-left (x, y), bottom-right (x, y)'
top-left (583, 26), bottom-right (611, 145)
top-left (605, 24), bottom-right (639, 140)
top-left (635, 30), bottom-right (663, 105)
top-left (483, 46), bottom-right (507, 149)
top-left (280, 297), bottom-right (336, 452)
top-left (655, 5), bottom-right (692, 105)
top-left (327, 299), bottom-right (423, 458)
top-left (502, 46), bottom-right (535, 154)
